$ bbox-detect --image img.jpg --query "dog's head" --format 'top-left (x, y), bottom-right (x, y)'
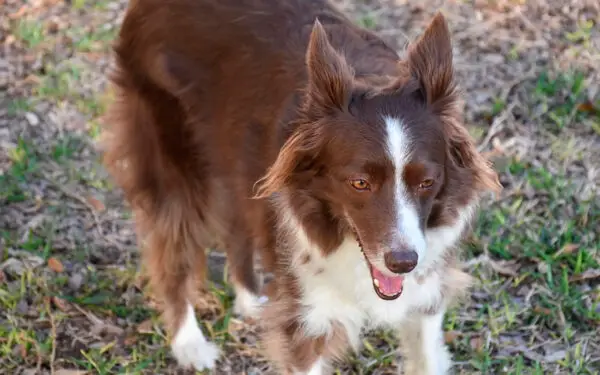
top-left (255, 14), bottom-right (501, 300)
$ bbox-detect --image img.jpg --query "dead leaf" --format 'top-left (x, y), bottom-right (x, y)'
top-left (0, 269), bottom-right (6, 283)
top-left (42, 0), bottom-right (64, 6)
top-left (4, 35), bottom-right (16, 46)
top-left (86, 196), bottom-right (106, 212)
top-left (577, 101), bottom-right (598, 114)
top-left (136, 319), bottom-right (154, 334)
top-left (444, 330), bottom-right (460, 344)
top-left (492, 137), bottom-right (506, 154)
top-left (47, 257), bottom-right (64, 273)
top-left (561, 243), bottom-right (579, 255)
top-left (21, 54), bottom-right (37, 64)
top-left (553, 243), bottom-right (579, 259)
top-left (489, 258), bottom-right (520, 277)
top-left (81, 52), bottom-right (104, 62)
top-left (570, 269), bottom-right (600, 282)
top-left (52, 296), bottom-right (69, 311)
top-left (533, 306), bottom-right (552, 315)
top-left (18, 343), bottom-right (27, 358)
top-left (469, 336), bottom-right (484, 351)
top-left (14, 75), bottom-right (42, 89)
top-left (123, 335), bottom-right (138, 345)
top-left (9, 5), bottom-right (29, 19)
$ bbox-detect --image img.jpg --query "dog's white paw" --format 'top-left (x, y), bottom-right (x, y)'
top-left (172, 335), bottom-right (220, 371)
top-left (171, 303), bottom-right (220, 371)
top-left (233, 286), bottom-right (269, 319)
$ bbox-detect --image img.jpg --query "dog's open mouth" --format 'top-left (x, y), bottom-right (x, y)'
top-left (353, 231), bottom-right (404, 301)
top-left (369, 264), bottom-right (404, 300)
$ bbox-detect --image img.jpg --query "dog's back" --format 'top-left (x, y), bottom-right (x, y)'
top-left (106, 0), bottom-right (320, 229)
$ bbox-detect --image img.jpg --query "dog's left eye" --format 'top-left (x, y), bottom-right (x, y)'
top-left (419, 179), bottom-right (434, 189)
top-left (350, 179), bottom-right (370, 191)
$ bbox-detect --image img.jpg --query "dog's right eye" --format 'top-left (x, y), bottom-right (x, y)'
top-left (350, 178), bottom-right (370, 191)
top-left (418, 179), bottom-right (434, 189)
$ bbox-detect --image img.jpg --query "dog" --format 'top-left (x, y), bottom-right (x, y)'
top-left (102, 0), bottom-right (501, 373)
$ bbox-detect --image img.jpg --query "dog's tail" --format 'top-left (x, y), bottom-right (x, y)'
top-left (101, 25), bottom-right (213, 332)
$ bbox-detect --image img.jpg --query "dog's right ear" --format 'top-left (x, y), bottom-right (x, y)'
top-left (253, 125), bottom-right (323, 199)
top-left (406, 12), bottom-right (456, 114)
top-left (305, 19), bottom-right (354, 114)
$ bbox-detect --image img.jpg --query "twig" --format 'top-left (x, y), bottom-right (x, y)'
top-left (72, 303), bottom-right (104, 327)
top-left (18, 334), bottom-right (43, 372)
top-left (72, 303), bottom-right (124, 335)
top-left (498, 67), bottom-right (537, 104)
top-left (477, 102), bottom-right (516, 153)
top-left (46, 299), bottom-right (58, 375)
top-left (476, 66), bottom-right (537, 153)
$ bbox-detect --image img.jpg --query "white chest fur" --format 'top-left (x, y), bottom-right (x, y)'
top-left (291, 236), bottom-right (445, 349)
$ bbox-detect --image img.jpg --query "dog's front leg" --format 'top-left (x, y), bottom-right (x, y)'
top-left (398, 310), bottom-right (451, 375)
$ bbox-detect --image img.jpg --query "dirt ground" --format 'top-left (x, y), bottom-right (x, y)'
top-left (1, 0), bottom-right (599, 374)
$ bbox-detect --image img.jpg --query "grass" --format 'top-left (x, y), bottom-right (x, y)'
top-left (1, 0), bottom-right (599, 374)
top-left (6, 99), bottom-right (33, 117)
top-left (461, 162), bottom-right (600, 372)
top-left (357, 13), bottom-right (378, 30)
top-left (13, 19), bottom-right (45, 48)
top-left (533, 70), bottom-right (591, 132)
top-left (72, 26), bottom-right (118, 53)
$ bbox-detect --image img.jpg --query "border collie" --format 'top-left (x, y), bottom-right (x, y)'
top-left (102, 0), bottom-right (501, 373)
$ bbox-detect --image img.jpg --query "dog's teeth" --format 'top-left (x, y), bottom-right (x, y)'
top-left (373, 278), bottom-right (379, 287)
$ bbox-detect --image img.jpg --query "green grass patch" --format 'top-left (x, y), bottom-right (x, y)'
top-left (357, 13), bottom-right (377, 30)
top-left (6, 99), bottom-right (33, 116)
top-left (534, 70), bottom-right (598, 132)
top-left (13, 19), bottom-right (45, 48)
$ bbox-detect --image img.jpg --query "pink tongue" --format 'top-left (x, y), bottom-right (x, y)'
top-left (372, 267), bottom-right (404, 296)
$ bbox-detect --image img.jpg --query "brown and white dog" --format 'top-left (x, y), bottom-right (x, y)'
top-left (103, 0), bottom-right (501, 373)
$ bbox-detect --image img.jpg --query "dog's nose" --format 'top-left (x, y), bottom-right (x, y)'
top-left (384, 250), bottom-right (418, 274)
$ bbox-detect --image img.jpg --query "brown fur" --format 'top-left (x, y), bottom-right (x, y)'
top-left (103, 0), bottom-right (501, 372)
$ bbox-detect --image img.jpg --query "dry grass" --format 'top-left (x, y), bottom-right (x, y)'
top-left (1, 0), bottom-right (599, 374)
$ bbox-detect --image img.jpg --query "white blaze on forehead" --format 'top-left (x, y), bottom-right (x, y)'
top-left (383, 116), bottom-right (427, 259)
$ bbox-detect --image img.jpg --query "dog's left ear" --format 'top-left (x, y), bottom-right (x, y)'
top-left (407, 12), bottom-right (456, 113)
top-left (305, 19), bottom-right (354, 114)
